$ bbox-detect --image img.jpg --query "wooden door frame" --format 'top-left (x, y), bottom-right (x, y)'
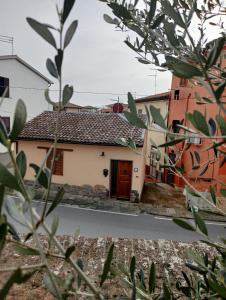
top-left (110, 159), bottom-right (133, 199)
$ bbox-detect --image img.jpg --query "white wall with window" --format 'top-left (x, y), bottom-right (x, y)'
top-left (0, 55), bottom-right (52, 152)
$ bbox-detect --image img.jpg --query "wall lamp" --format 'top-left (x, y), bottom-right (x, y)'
top-left (103, 169), bottom-right (108, 177)
top-left (100, 152), bottom-right (105, 157)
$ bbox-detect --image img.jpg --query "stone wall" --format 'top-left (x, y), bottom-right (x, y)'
top-left (25, 181), bottom-right (109, 202)
top-left (26, 181), bottom-right (140, 202)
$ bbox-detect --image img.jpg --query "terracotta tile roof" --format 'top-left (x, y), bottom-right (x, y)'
top-left (18, 111), bottom-right (145, 147)
top-left (135, 92), bottom-right (170, 103)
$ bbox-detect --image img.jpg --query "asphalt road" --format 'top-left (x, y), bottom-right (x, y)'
top-left (7, 201), bottom-right (226, 242)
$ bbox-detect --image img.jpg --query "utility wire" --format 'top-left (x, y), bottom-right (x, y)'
top-left (0, 84), bottom-right (149, 97)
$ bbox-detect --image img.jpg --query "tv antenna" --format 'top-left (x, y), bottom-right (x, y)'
top-left (110, 96), bottom-right (120, 104)
top-left (0, 35), bottom-right (14, 55)
top-left (148, 69), bottom-right (158, 95)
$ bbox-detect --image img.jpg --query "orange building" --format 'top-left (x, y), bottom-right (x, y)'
top-left (167, 46), bottom-right (226, 194)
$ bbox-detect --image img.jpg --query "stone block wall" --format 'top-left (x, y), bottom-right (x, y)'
top-left (26, 181), bottom-right (139, 203)
top-left (25, 180), bottom-right (109, 202)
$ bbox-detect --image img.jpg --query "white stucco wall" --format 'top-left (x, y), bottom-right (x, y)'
top-left (0, 58), bottom-right (51, 152)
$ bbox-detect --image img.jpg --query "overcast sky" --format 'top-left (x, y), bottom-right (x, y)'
top-left (0, 0), bottom-right (172, 107)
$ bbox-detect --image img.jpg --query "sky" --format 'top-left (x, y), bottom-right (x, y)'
top-left (0, 0), bottom-right (171, 107)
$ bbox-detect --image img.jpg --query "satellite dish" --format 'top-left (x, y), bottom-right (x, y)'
top-left (113, 103), bottom-right (123, 113)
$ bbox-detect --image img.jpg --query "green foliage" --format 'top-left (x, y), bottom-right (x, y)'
top-left (14, 244), bottom-right (40, 256)
top-left (103, 14), bottom-right (119, 25)
top-left (206, 36), bottom-right (226, 69)
top-left (0, 215), bottom-right (7, 254)
top-left (0, 119), bottom-right (8, 147)
top-left (124, 111), bottom-right (147, 129)
top-left (30, 163), bottom-right (49, 189)
top-left (45, 88), bottom-right (56, 106)
top-left (0, 163), bottom-right (21, 192)
top-left (62, 0), bottom-right (76, 24)
top-left (10, 99), bottom-right (27, 142)
top-left (0, 268), bottom-right (36, 299)
top-left (62, 85), bottom-right (73, 106)
top-left (173, 218), bottom-right (196, 232)
top-left (149, 262), bottom-right (156, 293)
top-left (16, 151), bottom-right (27, 179)
top-left (166, 56), bottom-right (202, 79)
top-left (161, 0), bottom-right (185, 28)
top-left (193, 210), bottom-right (208, 236)
top-left (149, 105), bottom-right (166, 129)
top-left (216, 115), bottom-right (226, 137)
top-left (100, 242), bottom-right (114, 287)
top-left (192, 111), bottom-right (210, 136)
top-left (127, 92), bottom-right (137, 115)
top-left (46, 58), bottom-right (58, 78)
top-left (46, 187), bottom-right (65, 216)
top-left (64, 20), bottom-right (78, 49)
top-left (0, 185), bottom-right (5, 214)
top-left (27, 18), bottom-right (56, 48)
top-left (1, 0), bottom-right (226, 299)
top-left (210, 186), bottom-right (217, 205)
top-left (65, 245), bottom-right (76, 260)
top-left (55, 49), bottom-right (64, 76)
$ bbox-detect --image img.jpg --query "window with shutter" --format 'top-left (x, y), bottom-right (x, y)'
top-left (46, 149), bottom-right (64, 176)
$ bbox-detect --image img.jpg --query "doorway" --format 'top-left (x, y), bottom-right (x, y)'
top-left (110, 160), bottom-right (132, 200)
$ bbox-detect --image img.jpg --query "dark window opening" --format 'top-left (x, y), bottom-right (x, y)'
top-left (180, 78), bottom-right (188, 87)
top-left (0, 116), bottom-right (10, 133)
top-left (172, 120), bottom-right (181, 133)
top-left (0, 77), bottom-right (9, 98)
top-left (138, 109), bottom-right (142, 114)
top-left (174, 90), bottom-right (180, 100)
top-left (46, 149), bottom-right (64, 176)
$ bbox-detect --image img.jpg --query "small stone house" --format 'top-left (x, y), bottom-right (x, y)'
top-left (17, 111), bottom-right (147, 201)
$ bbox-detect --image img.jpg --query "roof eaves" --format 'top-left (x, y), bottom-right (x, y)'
top-left (0, 55), bottom-right (53, 84)
top-left (18, 136), bottom-right (144, 147)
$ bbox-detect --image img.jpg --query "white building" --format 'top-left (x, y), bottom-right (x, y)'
top-left (0, 55), bottom-right (52, 152)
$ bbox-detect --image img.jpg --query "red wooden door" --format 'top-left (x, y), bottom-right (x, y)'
top-left (116, 161), bottom-right (132, 200)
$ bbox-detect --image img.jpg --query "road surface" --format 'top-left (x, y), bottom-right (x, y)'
top-left (6, 201), bottom-right (226, 241)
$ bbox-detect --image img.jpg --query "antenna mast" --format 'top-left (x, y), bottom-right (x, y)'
top-left (0, 35), bottom-right (14, 55)
top-left (148, 69), bottom-right (158, 95)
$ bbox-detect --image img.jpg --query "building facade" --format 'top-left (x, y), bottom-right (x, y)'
top-left (17, 111), bottom-right (146, 201)
top-left (135, 92), bottom-right (170, 181)
top-left (0, 55), bottom-right (52, 152)
top-left (167, 45), bottom-right (226, 193)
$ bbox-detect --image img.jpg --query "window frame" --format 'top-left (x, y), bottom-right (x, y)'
top-left (179, 78), bottom-right (188, 87)
top-left (174, 89), bottom-right (180, 100)
top-left (0, 76), bottom-right (9, 98)
top-left (187, 134), bottom-right (202, 145)
top-left (46, 148), bottom-right (64, 176)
